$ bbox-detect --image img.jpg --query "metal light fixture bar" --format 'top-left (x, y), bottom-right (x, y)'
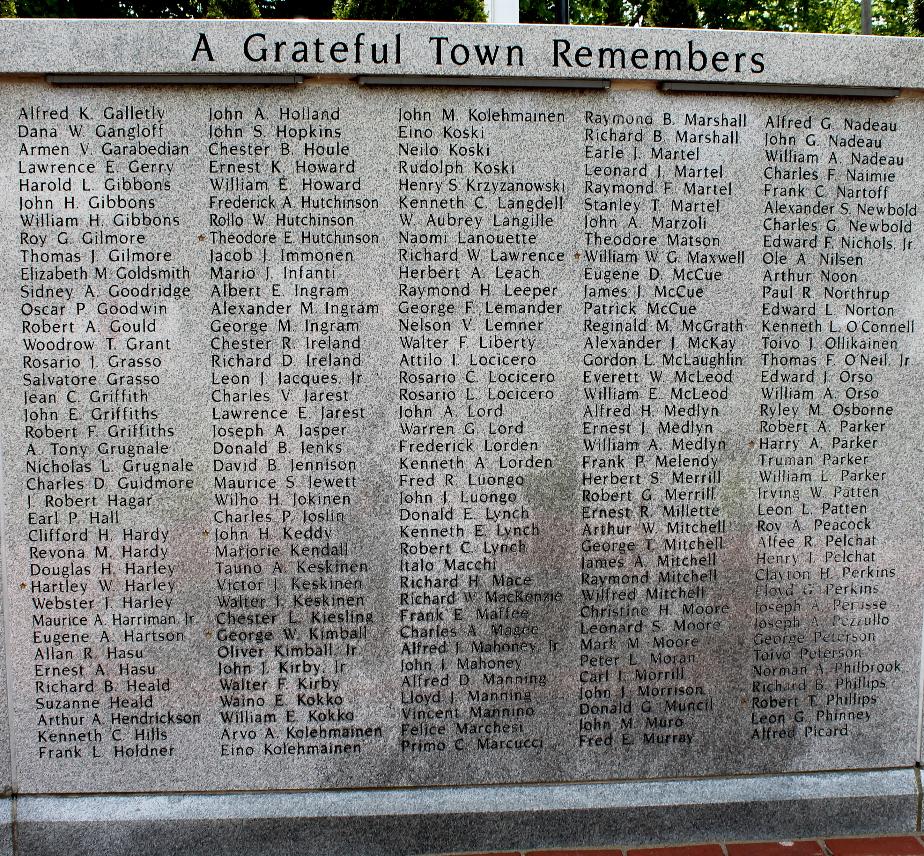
top-left (46, 73), bottom-right (306, 85)
top-left (660, 80), bottom-right (900, 98)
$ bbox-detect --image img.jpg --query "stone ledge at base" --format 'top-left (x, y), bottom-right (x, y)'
top-left (0, 800), bottom-right (8, 856)
top-left (6, 769), bottom-right (920, 856)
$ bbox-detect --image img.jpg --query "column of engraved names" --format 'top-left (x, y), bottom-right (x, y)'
top-left (754, 103), bottom-right (917, 741)
top-left (456, 101), bottom-right (567, 767)
top-left (649, 103), bottom-right (743, 758)
top-left (753, 106), bottom-right (825, 742)
top-left (208, 99), bottom-right (384, 765)
top-left (275, 98), bottom-right (384, 762)
top-left (208, 102), bottom-right (285, 760)
top-left (577, 105), bottom-right (650, 753)
top-left (752, 103), bottom-right (916, 748)
top-left (395, 101), bottom-right (467, 762)
top-left (15, 95), bottom-right (198, 771)
top-left (817, 109), bottom-right (914, 741)
top-left (579, 99), bottom-right (743, 761)
top-left (395, 98), bottom-right (566, 775)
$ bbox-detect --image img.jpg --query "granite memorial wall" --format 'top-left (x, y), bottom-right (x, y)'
top-left (0, 18), bottom-right (922, 854)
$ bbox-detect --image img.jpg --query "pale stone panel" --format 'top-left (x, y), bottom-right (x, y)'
top-left (0, 26), bottom-right (921, 796)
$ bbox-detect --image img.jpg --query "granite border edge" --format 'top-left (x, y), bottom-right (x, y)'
top-left (3, 769), bottom-right (919, 856)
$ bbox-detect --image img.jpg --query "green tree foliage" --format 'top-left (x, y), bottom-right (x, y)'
top-left (647, 0), bottom-right (696, 25)
top-left (519, 0), bottom-right (552, 21)
top-left (521, 0), bottom-right (632, 23)
top-left (4, 0), bottom-right (919, 40)
top-left (205, 0), bottom-right (258, 16)
top-left (16, 0), bottom-right (122, 15)
top-left (574, 0), bottom-right (629, 22)
top-left (14, 0), bottom-right (261, 18)
top-left (333, 0), bottom-right (485, 21)
top-left (260, 0), bottom-right (332, 17)
top-left (563, 0), bottom-right (917, 32)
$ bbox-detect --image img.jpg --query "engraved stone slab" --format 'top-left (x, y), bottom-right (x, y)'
top-left (0, 21), bottom-right (922, 796)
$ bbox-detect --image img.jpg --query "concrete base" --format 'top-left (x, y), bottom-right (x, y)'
top-left (7, 769), bottom-right (920, 856)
